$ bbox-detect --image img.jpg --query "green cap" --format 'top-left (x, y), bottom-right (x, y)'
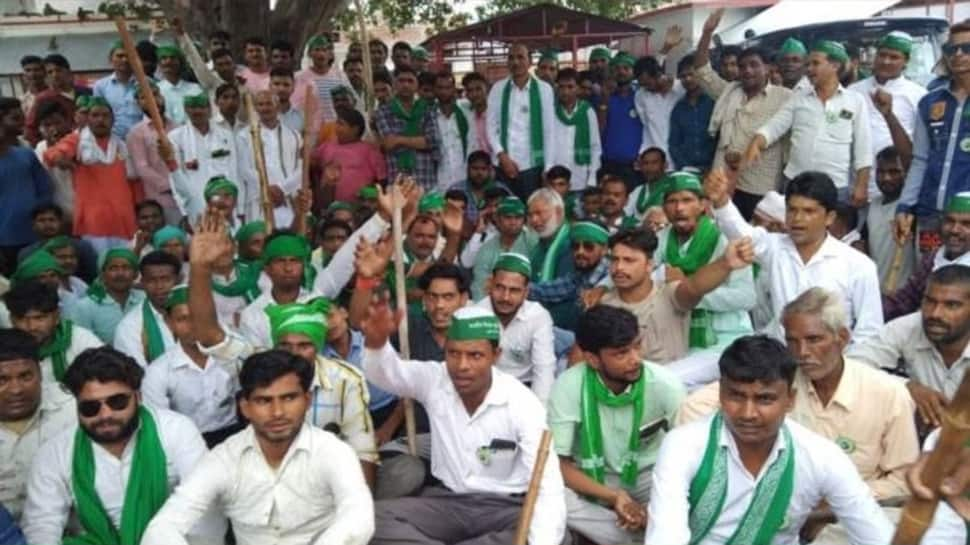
top-left (590, 47), bottom-right (612, 62)
top-left (660, 171), bottom-right (704, 201)
top-left (307, 34), bottom-right (332, 50)
top-left (610, 52), bottom-right (636, 68)
top-left (811, 40), bottom-right (849, 64)
top-left (571, 221), bottom-right (609, 245)
top-left (446, 307), bottom-right (501, 342)
top-left (328, 201), bottom-right (355, 213)
top-left (42, 235), bottom-right (73, 253)
top-left (156, 44), bottom-right (183, 60)
top-left (946, 192), bottom-right (970, 214)
top-left (877, 31), bottom-right (913, 57)
top-left (87, 96), bottom-right (111, 111)
top-left (419, 192), bottom-right (446, 213)
top-left (235, 221), bottom-right (267, 243)
top-left (98, 247), bottom-right (138, 271)
top-left (330, 84), bottom-right (354, 98)
top-left (164, 285), bottom-right (189, 311)
top-left (109, 39), bottom-right (124, 54)
top-left (204, 176), bottom-right (239, 201)
top-left (12, 250), bottom-right (63, 284)
top-left (538, 49), bottom-right (559, 64)
top-left (262, 233), bottom-right (311, 261)
top-left (358, 186), bottom-right (379, 200)
top-left (412, 45), bottom-right (429, 61)
top-left (492, 252), bottom-right (532, 279)
top-left (267, 297), bottom-right (332, 349)
top-left (780, 37), bottom-right (808, 57)
top-left (183, 93), bottom-right (209, 108)
top-left (75, 95), bottom-right (91, 110)
top-left (496, 196), bottom-right (526, 217)
top-left (152, 225), bottom-right (188, 249)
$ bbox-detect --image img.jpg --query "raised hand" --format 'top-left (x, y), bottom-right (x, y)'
top-left (723, 237), bottom-right (755, 270)
top-left (360, 291), bottom-right (403, 349)
top-left (661, 25), bottom-right (684, 54)
top-left (442, 201), bottom-right (465, 237)
top-left (742, 135), bottom-right (766, 170)
top-left (322, 161), bottom-right (341, 187)
top-left (893, 213), bottom-right (914, 244)
top-left (872, 89), bottom-right (893, 118)
top-left (702, 8), bottom-right (725, 35)
top-left (703, 168), bottom-right (731, 208)
top-left (190, 212), bottom-right (234, 269)
top-left (355, 237), bottom-right (391, 279)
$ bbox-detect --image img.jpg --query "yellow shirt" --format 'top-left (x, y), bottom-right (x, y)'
top-left (676, 358), bottom-right (919, 500)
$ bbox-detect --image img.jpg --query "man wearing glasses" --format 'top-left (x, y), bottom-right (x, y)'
top-left (21, 346), bottom-right (224, 545)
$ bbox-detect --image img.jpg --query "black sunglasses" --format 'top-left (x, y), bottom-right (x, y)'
top-left (943, 43), bottom-right (970, 57)
top-left (78, 393), bottom-right (132, 418)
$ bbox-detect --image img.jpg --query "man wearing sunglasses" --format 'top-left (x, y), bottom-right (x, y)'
top-left (896, 20), bottom-right (970, 256)
top-left (21, 346), bottom-right (224, 545)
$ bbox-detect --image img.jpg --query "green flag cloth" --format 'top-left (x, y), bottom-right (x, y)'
top-left (665, 216), bottom-right (721, 349)
top-left (142, 299), bottom-right (167, 363)
top-left (38, 319), bottom-right (73, 383)
top-left (451, 105), bottom-right (469, 157)
top-left (266, 297), bottom-right (332, 349)
top-left (579, 364), bottom-right (645, 487)
top-left (358, 186), bottom-right (379, 200)
top-left (389, 97), bottom-right (430, 172)
top-left (211, 262), bottom-right (262, 303)
top-left (500, 77), bottom-right (544, 168)
top-left (447, 307), bottom-right (500, 341)
top-left (67, 406), bottom-right (169, 545)
top-left (687, 412), bottom-right (795, 545)
top-left (493, 252), bottom-right (532, 278)
top-left (204, 176), bottom-right (239, 201)
top-left (538, 223), bottom-right (571, 282)
top-left (555, 100), bottom-right (593, 165)
top-left (12, 250), bottom-right (63, 285)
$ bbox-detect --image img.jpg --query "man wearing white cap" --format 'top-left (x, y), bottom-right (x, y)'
top-left (362, 302), bottom-right (567, 544)
top-left (752, 191), bottom-right (786, 233)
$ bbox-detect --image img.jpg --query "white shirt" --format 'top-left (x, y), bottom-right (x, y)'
top-left (363, 343), bottom-right (567, 545)
top-left (113, 302), bottom-right (176, 368)
top-left (635, 82), bottom-right (686, 158)
top-left (22, 407), bottom-right (224, 545)
top-left (435, 103), bottom-right (478, 190)
top-left (645, 415), bottom-right (893, 545)
top-left (549, 101), bottom-right (602, 190)
top-left (41, 324), bottom-right (102, 406)
top-left (757, 85), bottom-right (872, 188)
top-left (0, 397), bottom-right (75, 521)
top-left (917, 429), bottom-right (970, 544)
top-left (141, 424), bottom-right (373, 545)
top-left (486, 76), bottom-right (556, 172)
top-left (142, 342), bottom-right (239, 433)
top-left (168, 122), bottom-right (241, 223)
top-left (159, 78), bottom-right (205, 126)
top-left (712, 200), bottom-right (883, 348)
top-left (238, 287), bottom-right (318, 350)
top-left (474, 298), bottom-right (557, 403)
top-left (236, 121), bottom-right (302, 226)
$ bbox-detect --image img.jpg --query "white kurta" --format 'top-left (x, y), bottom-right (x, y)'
top-left (635, 81), bottom-right (686, 158)
top-left (435, 104), bottom-right (478, 191)
top-left (549, 102), bottom-right (602, 190)
top-left (113, 302), bottom-right (177, 368)
top-left (485, 76), bottom-right (556, 172)
top-left (168, 123), bottom-right (241, 223)
top-left (236, 121), bottom-right (302, 227)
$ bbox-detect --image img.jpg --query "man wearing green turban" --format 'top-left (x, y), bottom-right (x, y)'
top-left (203, 176), bottom-right (240, 226)
top-left (778, 37), bottom-right (811, 91)
top-left (536, 49), bottom-right (559, 85)
top-left (40, 236), bottom-right (89, 304)
top-left (64, 248), bottom-right (143, 344)
top-left (157, 43), bottom-right (203, 125)
top-left (11, 250), bottom-right (63, 291)
top-left (470, 196), bottom-right (538, 300)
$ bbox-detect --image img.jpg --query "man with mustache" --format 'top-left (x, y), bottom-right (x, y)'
top-left (21, 346), bottom-right (223, 545)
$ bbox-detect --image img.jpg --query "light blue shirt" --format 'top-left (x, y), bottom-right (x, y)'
top-left (64, 289), bottom-right (146, 344)
top-left (92, 73), bottom-right (142, 139)
top-left (324, 329), bottom-right (396, 411)
top-left (158, 78), bottom-right (204, 126)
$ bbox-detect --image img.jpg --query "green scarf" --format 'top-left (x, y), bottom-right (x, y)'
top-left (579, 365), bottom-right (645, 487)
top-left (389, 97), bottom-right (429, 172)
top-left (39, 320), bottom-right (73, 382)
top-left (636, 181), bottom-right (667, 214)
top-left (665, 217), bottom-right (721, 348)
top-left (450, 104), bottom-right (469, 157)
top-left (211, 262), bottom-right (262, 303)
top-left (538, 223), bottom-right (571, 282)
top-left (67, 407), bottom-right (169, 545)
top-left (500, 77), bottom-right (544, 168)
top-left (688, 412), bottom-right (795, 545)
top-left (555, 100), bottom-right (592, 165)
top-left (142, 300), bottom-right (166, 363)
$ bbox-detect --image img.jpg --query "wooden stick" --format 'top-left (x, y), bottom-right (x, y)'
top-left (391, 184), bottom-right (418, 456)
top-left (353, 0), bottom-right (376, 115)
top-left (113, 16), bottom-right (174, 164)
top-left (244, 93), bottom-right (276, 231)
top-left (892, 370), bottom-right (970, 544)
top-left (514, 430), bottom-right (554, 545)
top-left (884, 242), bottom-right (906, 293)
top-left (300, 84), bottom-right (315, 193)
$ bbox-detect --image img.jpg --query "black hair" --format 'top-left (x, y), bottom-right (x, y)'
top-left (210, 30), bottom-right (231, 42)
top-left (639, 146), bottom-right (667, 162)
top-left (577, 70), bottom-right (593, 84)
top-left (583, 186), bottom-right (601, 197)
top-left (0, 97), bottom-right (22, 118)
top-left (737, 46), bottom-right (768, 65)
top-left (63, 347), bottom-right (144, 396)
top-left (135, 40), bottom-right (157, 64)
top-left (343, 57), bottom-right (363, 70)
top-left (461, 71), bottom-right (487, 88)
top-left (269, 67), bottom-right (294, 80)
top-left (445, 189), bottom-right (468, 205)
top-left (239, 349), bottom-right (313, 398)
top-left (394, 66), bottom-right (417, 79)
top-left (576, 305), bottom-right (639, 353)
top-left (244, 36), bottom-right (267, 49)
top-left (608, 228), bottom-right (658, 256)
top-left (20, 55), bottom-right (43, 68)
top-left (369, 38), bottom-right (388, 54)
top-left (876, 146), bottom-right (902, 165)
top-left (556, 67), bottom-right (579, 83)
top-left (635, 56), bottom-right (662, 78)
top-left (417, 263), bottom-right (469, 294)
top-left (317, 218), bottom-right (353, 239)
top-left (433, 70), bottom-right (455, 85)
top-left (31, 202), bottom-right (63, 220)
top-left (139, 250), bottom-right (181, 276)
top-left (719, 334), bottom-right (797, 386)
top-left (786, 171), bottom-right (838, 212)
top-left (336, 107), bottom-right (366, 139)
top-left (418, 71), bottom-right (436, 88)
top-left (373, 69), bottom-right (393, 87)
top-left (392, 41), bottom-right (412, 54)
top-left (546, 165), bottom-right (572, 182)
top-left (5, 281), bottom-right (59, 318)
top-left (721, 45), bottom-right (742, 59)
top-left (210, 48), bottom-right (233, 62)
top-left (0, 329), bottom-right (39, 366)
top-left (929, 264), bottom-right (970, 289)
top-left (135, 199), bottom-right (164, 216)
top-left (215, 83), bottom-right (238, 100)
top-left (43, 54), bottom-right (70, 70)
top-left (467, 150), bottom-right (491, 166)
top-left (36, 100), bottom-right (68, 125)
top-left (270, 39), bottom-right (294, 56)
top-left (676, 54), bottom-right (696, 75)
top-left (833, 202), bottom-right (858, 229)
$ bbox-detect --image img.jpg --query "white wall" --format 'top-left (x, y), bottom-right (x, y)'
top-left (881, 2), bottom-right (970, 22)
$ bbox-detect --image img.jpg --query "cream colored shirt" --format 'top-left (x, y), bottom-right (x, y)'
top-left (677, 358), bottom-right (919, 500)
top-left (601, 281), bottom-right (689, 364)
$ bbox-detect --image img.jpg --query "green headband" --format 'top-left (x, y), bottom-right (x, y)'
top-left (87, 96), bottom-right (111, 111)
top-left (358, 186), bottom-right (378, 200)
top-left (156, 44), bottom-right (183, 60)
top-left (447, 307), bottom-right (501, 342)
top-left (419, 192), bottom-right (446, 213)
top-left (42, 235), bottom-right (73, 253)
top-left (204, 176), bottom-right (239, 201)
top-left (539, 49), bottom-right (559, 64)
top-left (12, 250), bottom-right (63, 284)
top-left (493, 252), bottom-right (532, 278)
top-left (780, 37), bottom-right (807, 57)
top-left (571, 221), bottom-right (609, 245)
top-left (262, 234), bottom-right (310, 261)
top-left (164, 285), bottom-right (189, 311)
top-left (660, 171), bottom-right (704, 201)
top-left (235, 221), bottom-right (267, 243)
top-left (152, 225), bottom-right (188, 249)
top-left (328, 201), bottom-right (355, 213)
top-left (590, 47), bottom-right (611, 62)
top-left (307, 35), bottom-right (332, 50)
top-left (811, 40), bottom-right (848, 63)
top-left (109, 39), bottom-right (124, 55)
top-left (877, 31), bottom-right (913, 57)
top-left (267, 297), bottom-right (332, 349)
top-left (183, 93), bottom-right (209, 108)
top-left (946, 192), bottom-right (970, 214)
top-left (412, 46), bottom-right (429, 61)
top-left (75, 95), bottom-right (91, 109)
top-left (98, 248), bottom-right (138, 271)
top-left (496, 196), bottom-right (525, 217)
top-left (610, 52), bottom-right (636, 68)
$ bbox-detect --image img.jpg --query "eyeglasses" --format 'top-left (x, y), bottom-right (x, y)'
top-left (943, 43), bottom-right (970, 57)
top-left (77, 393), bottom-right (132, 418)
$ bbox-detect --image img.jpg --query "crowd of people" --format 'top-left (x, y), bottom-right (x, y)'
top-left (1, 5), bottom-right (970, 544)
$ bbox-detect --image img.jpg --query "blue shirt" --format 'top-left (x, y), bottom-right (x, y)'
top-left (64, 289), bottom-right (146, 344)
top-left (0, 146), bottom-right (51, 246)
top-left (0, 503), bottom-right (25, 545)
top-left (92, 73), bottom-right (142, 139)
top-left (447, 179), bottom-right (513, 226)
top-left (325, 329), bottom-right (396, 411)
top-left (601, 88), bottom-right (643, 163)
top-left (668, 93), bottom-right (716, 171)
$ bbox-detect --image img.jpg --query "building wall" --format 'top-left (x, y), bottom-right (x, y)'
top-left (881, 1), bottom-right (970, 22)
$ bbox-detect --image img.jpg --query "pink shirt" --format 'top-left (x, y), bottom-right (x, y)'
top-left (293, 66), bottom-right (351, 140)
top-left (474, 110), bottom-right (491, 156)
top-left (316, 141), bottom-right (387, 202)
top-left (240, 67), bottom-right (270, 94)
top-left (126, 117), bottom-right (177, 211)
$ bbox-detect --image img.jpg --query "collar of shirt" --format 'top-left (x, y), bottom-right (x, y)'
top-left (719, 417), bottom-right (789, 479)
top-left (108, 73), bottom-right (135, 88)
top-left (323, 329), bottom-right (364, 363)
top-left (239, 421), bottom-right (313, 466)
top-left (809, 83), bottom-right (847, 100)
top-left (167, 342), bottom-right (213, 372)
top-left (780, 233), bottom-right (843, 266)
top-left (911, 321), bottom-right (970, 362)
top-left (442, 367), bottom-right (511, 417)
top-left (795, 358), bottom-right (859, 412)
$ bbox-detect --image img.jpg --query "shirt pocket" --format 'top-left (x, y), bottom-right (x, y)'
top-left (821, 117), bottom-right (853, 145)
top-left (477, 443), bottom-right (519, 481)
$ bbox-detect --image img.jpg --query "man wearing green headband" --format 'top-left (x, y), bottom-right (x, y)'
top-left (91, 39), bottom-right (139, 138)
top-left (411, 45), bottom-right (430, 72)
top-left (536, 49), bottom-right (559, 85)
top-left (356, 186), bottom-right (379, 224)
top-left (11, 250), bottom-right (64, 293)
top-left (598, 47), bottom-right (644, 191)
top-left (650, 172), bottom-right (755, 388)
top-left (40, 236), bottom-right (89, 305)
top-left (476, 252), bottom-right (556, 402)
top-left (548, 305), bottom-right (684, 545)
top-left (749, 39), bottom-right (872, 206)
top-left (203, 176), bottom-right (240, 227)
top-left (152, 225), bottom-right (189, 264)
top-left (778, 36), bottom-right (811, 91)
top-left (157, 44), bottom-right (203, 125)
top-left (589, 47), bottom-right (611, 80)
top-left (551, 69), bottom-right (601, 192)
top-left (470, 196), bottom-right (537, 300)
top-left (64, 248), bottom-right (143, 344)
top-left (487, 42), bottom-right (556, 201)
top-left (361, 302), bottom-right (567, 544)
top-left (113, 251), bottom-right (181, 368)
top-left (293, 33), bottom-right (353, 139)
